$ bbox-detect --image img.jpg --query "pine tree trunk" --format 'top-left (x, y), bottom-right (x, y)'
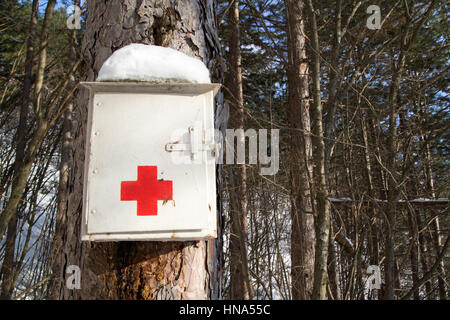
top-left (50, 0), bottom-right (223, 300)
top-left (285, 0), bottom-right (315, 300)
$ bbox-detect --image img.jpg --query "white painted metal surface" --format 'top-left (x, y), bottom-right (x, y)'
top-left (80, 82), bottom-right (220, 241)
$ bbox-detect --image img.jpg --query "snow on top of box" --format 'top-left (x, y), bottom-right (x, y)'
top-left (97, 43), bottom-right (211, 84)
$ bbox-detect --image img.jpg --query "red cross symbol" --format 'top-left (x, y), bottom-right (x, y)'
top-left (120, 166), bottom-right (173, 216)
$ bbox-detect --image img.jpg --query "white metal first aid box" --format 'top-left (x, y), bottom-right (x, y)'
top-left (80, 82), bottom-right (221, 241)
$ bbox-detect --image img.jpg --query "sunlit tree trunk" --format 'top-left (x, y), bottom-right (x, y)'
top-left (305, 0), bottom-right (331, 300)
top-left (285, 0), bottom-right (315, 300)
top-left (50, 0), bottom-right (224, 300)
top-left (227, 0), bottom-right (251, 300)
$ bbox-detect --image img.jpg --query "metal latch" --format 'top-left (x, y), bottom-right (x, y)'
top-left (166, 126), bottom-right (220, 160)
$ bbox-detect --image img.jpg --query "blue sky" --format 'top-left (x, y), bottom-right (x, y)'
top-left (25, 0), bottom-right (86, 14)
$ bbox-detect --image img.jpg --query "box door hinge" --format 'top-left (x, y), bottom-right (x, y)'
top-left (165, 126), bottom-right (220, 160)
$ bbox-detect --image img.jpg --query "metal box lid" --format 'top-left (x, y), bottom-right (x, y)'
top-left (80, 82), bottom-right (221, 241)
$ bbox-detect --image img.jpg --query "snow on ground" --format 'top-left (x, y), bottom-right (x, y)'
top-left (97, 44), bottom-right (211, 84)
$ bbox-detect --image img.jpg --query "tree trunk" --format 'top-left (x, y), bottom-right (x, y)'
top-left (306, 0), bottom-right (331, 300)
top-left (327, 224), bottom-right (340, 299)
top-left (407, 209), bottom-right (420, 300)
top-left (285, 0), bottom-right (315, 300)
top-left (227, 0), bottom-right (251, 300)
top-left (50, 0), bottom-right (223, 300)
top-left (49, 0), bottom-right (78, 299)
top-left (0, 216), bottom-right (18, 299)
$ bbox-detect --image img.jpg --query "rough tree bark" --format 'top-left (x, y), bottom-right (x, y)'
top-left (50, 0), bottom-right (224, 300)
top-left (285, 0), bottom-right (315, 300)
